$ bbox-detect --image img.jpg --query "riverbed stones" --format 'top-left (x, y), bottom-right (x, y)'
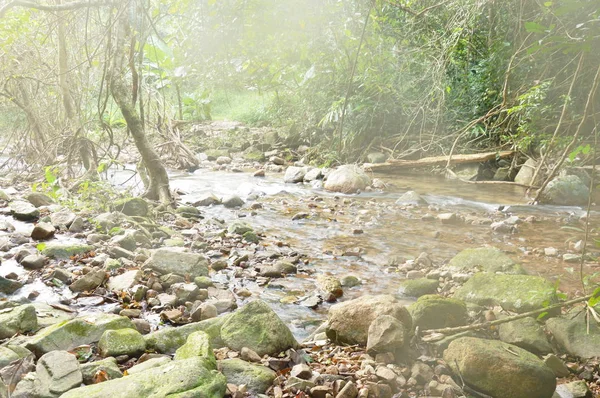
top-left (41, 241), bottom-right (94, 259)
top-left (80, 357), bottom-right (122, 384)
top-left (0, 275), bottom-right (23, 294)
top-left (50, 208), bottom-right (77, 228)
top-left (112, 197), bottom-right (149, 217)
top-left (221, 300), bottom-right (297, 356)
top-left (98, 328), bottom-right (146, 357)
top-left (69, 269), bottom-right (106, 292)
top-left (554, 381), bottom-right (591, 398)
top-left (0, 304), bottom-right (37, 340)
top-left (10, 200), bottom-right (39, 221)
top-left (174, 331), bottom-right (217, 370)
top-left (498, 317), bottom-right (552, 354)
top-left (366, 315), bottom-right (409, 355)
top-left (408, 295), bottom-right (467, 330)
top-left (228, 221), bottom-right (253, 235)
top-left (284, 166), bottom-right (308, 183)
top-left (326, 295), bottom-right (412, 345)
top-left (144, 315), bottom-right (227, 354)
top-left (144, 247), bottom-right (209, 278)
top-left (60, 356), bottom-right (227, 398)
top-left (0, 345), bottom-right (31, 369)
top-left (25, 313), bottom-right (135, 356)
top-left (324, 164), bottom-right (370, 194)
top-left (222, 194), bottom-right (244, 208)
top-left (316, 274), bottom-right (343, 298)
top-left (443, 337), bottom-right (556, 398)
top-left (453, 272), bottom-right (557, 313)
top-left (193, 193), bottom-right (221, 207)
top-left (398, 278), bottom-right (439, 297)
top-left (31, 222), bottom-right (56, 240)
top-left (21, 254), bottom-right (46, 270)
top-left (26, 192), bottom-right (55, 207)
top-left (546, 312), bottom-right (600, 358)
top-left (395, 191), bottom-right (427, 206)
top-left (220, 359), bottom-right (277, 394)
top-left (107, 270), bottom-right (142, 292)
top-left (35, 350), bottom-right (82, 397)
top-left (541, 174), bottom-right (589, 206)
top-left (448, 247), bottom-right (524, 274)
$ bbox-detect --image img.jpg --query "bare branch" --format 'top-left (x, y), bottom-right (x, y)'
top-left (0, 0), bottom-right (116, 17)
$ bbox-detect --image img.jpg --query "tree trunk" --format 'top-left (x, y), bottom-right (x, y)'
top-left (56, 0), bottom-right (75, 120)
top-left (110, 5), bottom-right (172, 204)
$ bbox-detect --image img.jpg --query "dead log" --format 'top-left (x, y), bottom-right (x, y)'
top-left (364, 151), bottom-right (514, 172)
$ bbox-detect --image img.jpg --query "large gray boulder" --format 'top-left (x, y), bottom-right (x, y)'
top-left (444, 337), bottom-right (556, 398)
top-left (541, 175), bottom-right (589, 206)
top-left (144, 248), bottom-right (209, 278)
top-left (453, 273), bottom-right (557, 313)
top-left (326, 295), bottom-right (412, 345)
top-left (35, 350), bottom-right (82, 397)
top-left (60, 357), bottom-right (226, 398)
top-left (324, 165), bottom-right (371, 194)
top-left (448, 247), bottom-right (525, 274)
top-left (546, 312), bottom-right (600, 359)
top-left (220, 300), bottom-right (297, 356)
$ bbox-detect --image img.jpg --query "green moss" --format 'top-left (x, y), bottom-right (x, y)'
top-left (398, 278), bottom-right (439, 297)
top-left (408, 295), bottom-right (467, 330)
top-left (448, 247), bottom-right (525, 274)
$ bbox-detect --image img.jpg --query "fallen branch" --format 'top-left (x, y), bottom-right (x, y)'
top-left (422, 294), bottom-right (593, 336)
top-left (364, 150), bottom-right (514, 172)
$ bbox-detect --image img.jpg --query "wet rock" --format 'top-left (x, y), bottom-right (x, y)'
top-left (144, 315), bottom-right (228, 354)
top-left (35, 350), bottom-right (82, 397)
top-left (174, 331), bottom-right (217, 370)
top-left (514, 158), bottom-right (539, 186)
top-left (107, 270), bottom-right (141, 292)
top-left (304, 168), bottom-right (323, 182)
top-left (42, 242), bottom-right (94, 259)
top-left (546, 312), bottom-right (600, 359)
top-left (408, 295), bottom-right (467, 330)
top-left (60, 357), bottom-right (227, 398)
top-left (253, 169), bottom-right (266, 177)
top-left (227, 221), bottom-right (253, 235)
top-left (98, 328), bottom-right (146, 357)
top-left (453, 273), bottom-right (557, 313)
top-left (222, 195), bottom-right (245, 208)
top-left (398, 278), bottom-right (438, 297)
top-left (26, 314), bottom-right (135, 356)
top-left (292, 212), bottom-right (309, 220)
top-left (498, 317), bottom-right (553, 354)
top-left (284, 166), bottom-right (308, 183)
top-left (220, 300), bottom-right (298, 356)
top-left (0, 304), bottom-right (37, 339)
top-left (0, 275), bottom-right (23, 294)
top-left (112, 197), bottom-right (149, 217)
top-left (366, 315), bottom-right (409, 355)
top-left (326, 295), bottom-right (412, 345)
top-left (31, 222), bottom-right (56, 240)
top-left (340, 275), bottom-right (361, 287)
top-left (80, 357), bottom-right (122, 384)
top-left (274, 260), bottom-right (297, 275)
top-left (395, 191), bottom-right (427, 206)
top-left (219, 358), bottom-right (277, 394)
top-left (50, 208), bottom-right (77, 228)
top-left (144, 247), bottom-right (209, 278)
top-left (316, 275), bottom-right (343, 298)
top-left (541, 175), bottom-right (589, 206)
top-left (242, 230), bottom-right (259, 243)
top-left (193, 276), bottom-right (214, 289)
top-left (172, 282), bottom-right (200, 303)
top-left (216, 156), bottom-right (232, 165)
top-left (555, 381), bottom-right (591, 398)
top-left (10, 200), bottom-right (39, 221)
top-left (26, 192), bottom-right (55, 207)
top-left (324, 165), bottom-right (370, 194)
top-left (437, 213), bottom-right (459, 224)
top-left (69, 269), bottom-right (106, 292)
top-left (20, 254), bottom-right (46, 270)
top-left (448, 247), bottom-right (524, 274)
top-left (444, 337), bottom-right (556, 398)
top-left (192, 193), bottom-right (221, 207)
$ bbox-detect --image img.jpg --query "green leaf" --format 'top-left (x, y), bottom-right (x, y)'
top-left (525, 21), bottom-right (546, 33)
top-left (36, 242), bottom-right (46, 252)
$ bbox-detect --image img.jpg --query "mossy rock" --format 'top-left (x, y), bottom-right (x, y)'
top-left (80, 357), bottom-right (122, 384)
top-left (444, 337), bottom-right (556, 398)
top-left (398, 278), bottom-right (439, 297)
top-left (408, 295), bottom-right (467, 330)
top-left (176, 206), bottom-right (201, 219)
top-left (453, 273), bottom-right (557, 313)
top-left (546, 311), bottom-right (600, 358)
top-left (144, 315), bottom-right (228, 354)
top-left (113, 198), bottom-right (149, 217)
top-left (98, 328), bottom-right (146, 357)
top-left (242, 231), bottom-right (260, 243)
top-left (41, 242), bottom-right (94, 259)
top-left (0, 304), bottom-right (37, 340)
top-left (218, 359), bottom-right (276, 394)
top-left (174, 331), bottom-right (216, 370)
top-left (448, 247), bottom-right (525, 274)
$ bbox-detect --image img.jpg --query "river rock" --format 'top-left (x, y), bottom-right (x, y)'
top-left (193, 193), bottom-right (221, 207)
top-left (0, 275), bottom-right (23, 294)
top-left (408, 295), bottom-right (467, 330)
top-left (107, 270), bottom-right (141, 292)
top-left (111, 233), bottom-right (137, 251)
top-left (444, 337), bottom-right (556, 398)
top-left (326, 294), bottom-right (412, 345)
top-left (80, 357), bottom-right (122, 384)
top-left (222, 195), bottom-right (244, 208)
top-left (60, 357), bottom-right (227, 398)
top-left (112, 197), bottom-right (149, 217)
top-left (366, 315), bottom-right (409, 355)
top-left (144, 247), bottom-right (209, 278)
top-left (126, 357), bottom-right (171, 375)
top-left (453, 273), bottom-right (557, 313)
top-left (448, 247), bottom-right (524, 274)
top-left (514, 158), bottom-right (539, 186)
top-left (220, 300), bottom-right (297, 356)
top-left (26, 192), bottom-right (55, 207)
top-left (0, 345), bottom-right (31, 369)
top-left (541, 175), bottom-right (589, 206)
top-left (69, 269), bottom-right (106, 292)
top-left (546, 312), bottom-right (600, 358)
top-left (303, 168), bottom-right (323, 182)
top-left (35, 350), bottom-right (82, 397)
top-left (498, 317), bottom-right (553, 354)
top-left (144, 315), bottom-right (228, 354)
top-left (21, 254), bottom-right (46, 270)
top-left (395, 191), bottom-right (427, 206)
top-left (25, 313), bottom-right (135, 357)
top-left (174, 331), bottom-right (216, 370)
top-left (555, 381), bottom-right (591, 398)
top-left (324, 164), bottom-right (370, 194)
top-left (10, 200), bottom-right (39, 221)
top-left (50, 208), bottom-right (77, 228)
top-left (0, 304), bottom-right (37, 340)
top-left (227, 221), bottom-right (253, 235)
top-left (284, 166), bottom-right (308, 183)
top-left (93, 212), bottom-right (125, 232)
top-left (98, 328), bottom-right (145, 357)
top-left (316, 274), bottom-right (343, 298)
top-left (218, 358), bottom-right (277, 394)
top-left (31, 222), bottom-right (56, 240)
top-left (367, 152), bottom-right (388, 164)
top-left (398, 278), bottom-right (439, 297)
top-left (41, 242), bottom-right (94, 259)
